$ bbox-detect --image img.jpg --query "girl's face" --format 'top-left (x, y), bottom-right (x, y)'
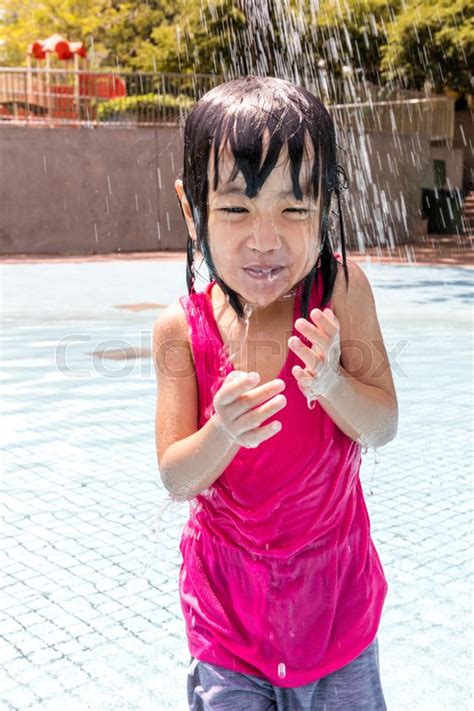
top-left (206, 135), bottom-right (322, 311)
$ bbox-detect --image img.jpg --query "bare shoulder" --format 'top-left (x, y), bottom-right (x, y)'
top-left (152, 301), bottom-right (198, 470)
top-left (152, 302), bottom-right (191, 358)
top-left (332, 258), bottom-right (374, 311)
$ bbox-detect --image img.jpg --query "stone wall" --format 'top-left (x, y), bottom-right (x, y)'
top-left (0, 124), bottom-right (431, 255)
top-left (0, 125), bottom-right (185, 255)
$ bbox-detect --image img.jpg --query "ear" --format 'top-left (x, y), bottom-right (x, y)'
top-left (175, 179), bottom-right (197, 242)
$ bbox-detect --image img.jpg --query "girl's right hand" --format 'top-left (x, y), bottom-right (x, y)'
top-left (212, 371), bottom-right (287, 449)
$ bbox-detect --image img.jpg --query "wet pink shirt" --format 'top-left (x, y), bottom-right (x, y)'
top-left (177, 265), bottom-right (388, 687)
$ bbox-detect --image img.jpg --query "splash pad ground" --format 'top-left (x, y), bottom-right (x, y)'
top-left (0, 232), bottom-right (472, 267)
top-left (0, 246), bottom-right (472, 710)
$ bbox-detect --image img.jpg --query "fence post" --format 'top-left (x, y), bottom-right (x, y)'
top-left (26, 57), bottom-right (32, 125)
top-left (45, 54), bottom-right (52, 123)
top-left (73, 54), bottom-right (80, 121)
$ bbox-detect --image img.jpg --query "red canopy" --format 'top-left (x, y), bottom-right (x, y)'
top-left (28, 34), bottom-right (87, 61)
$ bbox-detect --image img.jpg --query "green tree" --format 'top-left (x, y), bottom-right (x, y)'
top-left (1, 0), bottom-right (472, 94)
top-left (0, 0), bottom-right (246, 74)
top-left (99, 0), bottom-right (246, 74)
top-left (0, 0), bottom-right (105, 66)
top-left (380, 0), bottom-right (474, 93)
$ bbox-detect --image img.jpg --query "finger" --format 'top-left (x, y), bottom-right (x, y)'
top-left (288, 337), bottom-right (322, 371)
top-left (322, 307), bottom-right (339, 325)
top-left (240, 419), bottom-right (282, 448)
top-left (235, 391), bottom-right (287, 433)
top-left (308, 308), bottom-right (339, 336)
top-left (292, 364), bottom-right (316, 379)
top-left (234, 377), bottom-right (286, 413)
top-left (218, 373), bottom-right (285, 414)
top-left (217, 370), bottom-right (261, 407)
top-left (294, 318), bottom-right (328, 349)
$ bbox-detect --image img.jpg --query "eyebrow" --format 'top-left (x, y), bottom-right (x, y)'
top-left (215, 184), bottom-right (310, 198)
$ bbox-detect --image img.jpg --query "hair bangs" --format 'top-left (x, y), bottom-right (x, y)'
top-left (210, 104), bottom-right (321, 204)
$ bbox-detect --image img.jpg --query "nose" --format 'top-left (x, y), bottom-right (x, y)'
top-left (247, 212), bottom-right (282, 252)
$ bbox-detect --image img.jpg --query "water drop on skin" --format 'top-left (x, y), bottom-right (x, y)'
top-left (357, 436), bottom-right (369, 454)
top-left (277, 662), bottom-right (286, 679)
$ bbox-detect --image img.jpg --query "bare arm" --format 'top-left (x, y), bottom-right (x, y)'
top-left (152, 305), bottom-right (286, 500)
top-left (317, 366), bottom-right (397, 449)
top-left (160, 416), bottom-right (242, 501)
top-left (290, 259), bottom-right (398, 449)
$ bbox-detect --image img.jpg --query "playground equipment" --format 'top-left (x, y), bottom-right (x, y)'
top-left (0, 34), bottom-right (126, 123)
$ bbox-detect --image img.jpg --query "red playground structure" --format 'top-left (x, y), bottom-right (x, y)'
top-left (0, 34), bottom-right (126, 124)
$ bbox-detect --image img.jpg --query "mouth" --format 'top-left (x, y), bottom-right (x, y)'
top-left (243, 266), bottom-right (285, 281)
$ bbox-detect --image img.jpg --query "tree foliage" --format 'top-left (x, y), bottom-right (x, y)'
top-left (304, 0), bottom-right (400, 85)
top-left (380, 0), bottom-right (473, 92)
top-left (0, 0), bottom-right (105, 66)
top-left (0, 0), bottom-right (472, 93)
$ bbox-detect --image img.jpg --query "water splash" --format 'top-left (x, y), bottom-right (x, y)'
top-left (366, 446), bottom-right (381, 496)
top-left (357, 437), bottom-right (369, 455)
top-left (206, 0), bottom-right (444, 258)
top-left (217, 294), bottom-right (255, 370)
top-left (139, 494), bottom-right (187, 577)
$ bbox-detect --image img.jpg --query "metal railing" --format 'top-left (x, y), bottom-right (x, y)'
top-left (0, 67), bottom-right (221, 126)
top-left (0, 67), bottom-right (455, 142)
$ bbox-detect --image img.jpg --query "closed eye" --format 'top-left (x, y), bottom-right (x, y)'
top-left (284, 208), bottom-right (310, 213)
top-left (219, 207), bottom-right (248, 213)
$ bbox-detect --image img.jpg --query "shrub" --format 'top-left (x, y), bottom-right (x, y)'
top-left (97, 92), bottom-right (194, 121)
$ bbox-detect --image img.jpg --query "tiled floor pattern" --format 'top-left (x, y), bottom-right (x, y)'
top-left (1, 260), bottom-right (472, 710)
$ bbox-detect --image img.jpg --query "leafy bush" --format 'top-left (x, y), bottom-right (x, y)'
top-left (97, 92), bottom-right (194, 120)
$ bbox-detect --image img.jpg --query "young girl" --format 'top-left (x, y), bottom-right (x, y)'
top-left (153, 76), bottom-right (398, 710)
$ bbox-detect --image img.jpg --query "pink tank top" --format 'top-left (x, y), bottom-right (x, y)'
top-left (177, 266), bottom-right (388, 687)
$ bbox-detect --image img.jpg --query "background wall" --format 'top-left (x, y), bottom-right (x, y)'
top-left (0, 126), bottom-right (185, 255)
top-left (420, 146), bottom-right (464, 190)
top-left (0, 125), bottom-right (431, 255)
top-left (453, 111), bottom-right (474, 190)
top-left (340, 129), bottom-right (431, 250)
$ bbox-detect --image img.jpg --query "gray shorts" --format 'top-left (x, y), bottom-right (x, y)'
top-left (187, 638), bottom-right (387, 710)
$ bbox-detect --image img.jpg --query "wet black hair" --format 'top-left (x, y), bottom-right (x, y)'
top-left (180, 75), bottom-right (349, 321)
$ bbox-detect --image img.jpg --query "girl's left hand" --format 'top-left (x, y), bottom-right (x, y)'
top-left (288, 308), bottom-right (342, 400)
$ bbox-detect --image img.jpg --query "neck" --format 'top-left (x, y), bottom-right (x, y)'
top-left (213, 282), bottom-right (297, 331)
